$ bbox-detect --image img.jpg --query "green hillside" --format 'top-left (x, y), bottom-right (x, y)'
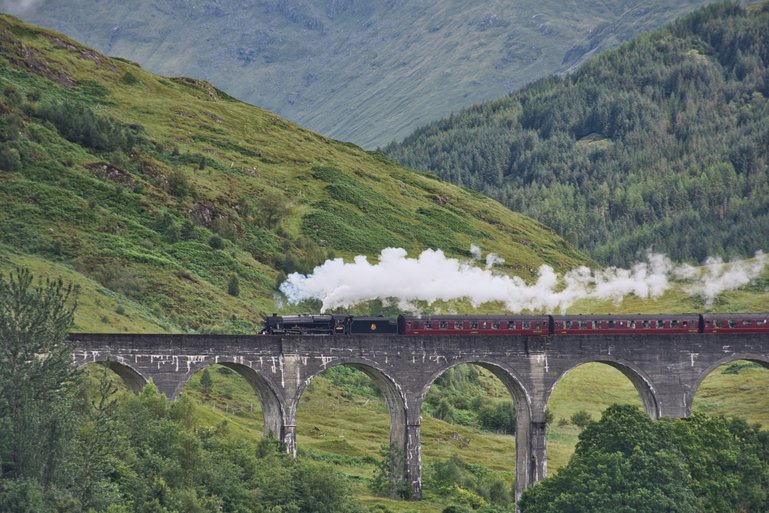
top-left (0, 14), bottom-right (587, 333)
top-left (386, 1), bottom-right (769, 265)
top-left (14, 0), bottom-right (714, 148)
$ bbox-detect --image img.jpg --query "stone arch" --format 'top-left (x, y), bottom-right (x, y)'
top-left (546, 358), bottom-right (661, 420)
top-left (292, 358), bottom-right (408, 452)
top-left (79, 359), bottom-right (148, 394)
top-left (690, 354), bottom-right (769, 414)
top-left (418, 358), bottom-right (533, 500)
top-left (417, 358), bottom-right (532, 419)
top-left (180, 362), bottom-right (286, 440)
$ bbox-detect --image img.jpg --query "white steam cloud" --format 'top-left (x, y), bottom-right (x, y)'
top-left (279, 247), bottom-right (768, 313)
top-left (470, 243), bottom-right (504, 269)
top-left (1, 0), bottom-right (46, 15)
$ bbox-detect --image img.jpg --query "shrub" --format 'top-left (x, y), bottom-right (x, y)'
top-left (168, 169), bottom-right (190, 198)
top-left (35, 101), bottom-right (138, 152)
top-left (0, 145), bottom-right (21, 171)
top-left (227, 275), bottom-right (240, 297)
top-left (208, 235), bottom-right (224, 250)
top-left (570, 410), bottom-right (593, 430)
top-left (119, 72), bottom-right (139, 85)
top-left (200, 369), bottom-right (213, 395)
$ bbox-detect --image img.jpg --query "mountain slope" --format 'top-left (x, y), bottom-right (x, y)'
top-left (10, 0), bottom-right (715, 148)
top-left (0, 14), bottom-right (588, 333)
top-left (386, 1), bottom-right (769, 265)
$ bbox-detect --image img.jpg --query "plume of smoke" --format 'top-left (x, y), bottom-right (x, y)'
top-left (485, 252), bottom-right (505, 269)
top-left (1, 0), bottom-right (46, 15)
top-left (678, 251), bottom-right (767, 306)
top-left (279, 247), bottom-right (768, 313)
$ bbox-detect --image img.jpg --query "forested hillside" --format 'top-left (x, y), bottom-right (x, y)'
top-left (386, 2), bottom-right (769, 265)
top-left (0, 14), bottom-right (586, 333)
top-left (13, 0), bottom-right (713, 148)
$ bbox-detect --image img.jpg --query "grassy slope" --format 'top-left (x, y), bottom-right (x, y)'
top-left (18, 0), bottom-right (713, 148)
top-left (0, 14), bottom-right (587, 333)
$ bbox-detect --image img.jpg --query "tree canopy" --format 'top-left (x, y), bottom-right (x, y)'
top-left (519, 405), bottom-right (769, 513)
top-left (387, 2), bottom-right (769, 265)
top-left (0, 268), bottom-right (79, 497)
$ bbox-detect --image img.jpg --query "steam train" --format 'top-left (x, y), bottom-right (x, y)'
top-left (262, 313), bottom-right (769, 336)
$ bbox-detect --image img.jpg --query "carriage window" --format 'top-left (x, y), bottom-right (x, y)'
top-left (523, 321), bottom-right (530, 329)
top-left (425, 321), bottom-right (432, 329)
top-left (535, 321), bottom-right (541, 329)
top-left (671, 320), bottom-right (679, 328)
top-left (608, 320), bottom-right (615, 328)
top-left (440, 321), bottom-right (448, 329)
top-left (629, 320), bottom-right (636, 328)
top-left (493, 320), bottom-right (500, 329)
top-left (579, 321), bottom-right (587, 329)
top-left (593, 320), bottom-right (600, 329)
top-left (565, 320), bottom-right (572, 329)
top-left (682, 321), bottom-right (688, 327)
top-left (471, 321), bottom-right (478, 329)
top-left (657, 320), bottom-right (664, 328)
top-left (758, 319), bottom-right (768, 326)
top-left (455, 321), bottom-right (463, 329)
top-left (642, 320), bottom-right (650, 328)
top-left (481, 321), bottom-right (488, 329)
top-left (744, 320), bottom-right (753, 326)
top-left (406, 321), bottom-right (412, 328)
top-left (728, 320), bottom-right (736, 328)
top-left (715, 320), bottom-right (722, 328)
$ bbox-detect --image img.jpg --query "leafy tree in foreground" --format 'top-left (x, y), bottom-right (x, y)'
top-left (520, 404), bottom-right (769, 513)
top-left (0, 268), bottom-right (80, 508)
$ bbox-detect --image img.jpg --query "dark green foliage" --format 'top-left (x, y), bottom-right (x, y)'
top-left (274, 236), bottom-right (331, 275)
top-left (120, 72), bottom-right (139, 86)
top-left (208, 234), bottom-right (224, 250)
top-left (76, 79), bottom-right (111, 100)
top-left (426, 454), bottom-right (512, 510)
top-left (476, 400), bottom-right (515, 434)
top-left (570, 410), bottom-right (593, 430)
top-left (56, 384), bottom-right (366, 513)
top-left (179, 220), bottom-right (195, 240)
top-left (387, 2), bottom-right (769, 265)
top-left (424, 365), bottom-right (516, 433)
top-left (255, 190), bottom-right (290, 229)
top-left (227, 274), bottom-right (240, 296)
top-left (519, 405), bottom-right (769, 513)
top-left (442, 507), bottom-right (472, 513)
top-left (167, 169), bottom-right (190, 198)
top-left (199, 369), bottom-right (213, 395)
top-left (0, 269), bottom-right (79, 509)
top-left (721, 360), bottom-right (761, 374)
top-left (35, 101), bottom-right (138, 153)
top-left (0, 144), bottom-right (21, 171)
top-left (371, 443), bottom-right (410, 499)
top-left (324, 366), bottom-right (382, 399)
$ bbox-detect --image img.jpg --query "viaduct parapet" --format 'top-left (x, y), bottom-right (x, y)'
top-left (70, 333), bottom-right (769, 501)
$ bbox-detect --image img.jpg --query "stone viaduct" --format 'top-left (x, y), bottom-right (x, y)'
top-left (70, 332), bottom-right (769, 501)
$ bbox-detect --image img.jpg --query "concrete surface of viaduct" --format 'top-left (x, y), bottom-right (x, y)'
top-left (70, 333), bottom-right (769, 502)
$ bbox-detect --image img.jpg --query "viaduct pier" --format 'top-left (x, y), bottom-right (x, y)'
top-left (70, 332), bottom-right (769, 501)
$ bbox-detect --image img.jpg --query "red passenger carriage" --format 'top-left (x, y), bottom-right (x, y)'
top-left (552, 314), bottom-right (700, 335)
top-left (397, 315), bottom-right (550, 336)
top-left (701, 313), bottom-right (769, 333)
